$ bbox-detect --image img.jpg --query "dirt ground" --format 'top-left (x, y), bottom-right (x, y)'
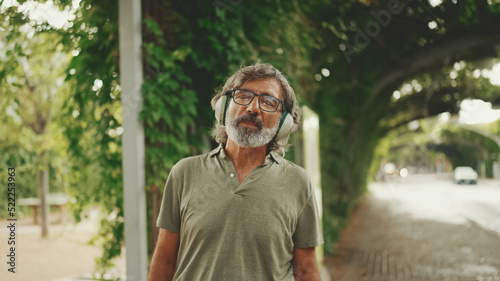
top-left (0, 208), bottom-right (125, 281)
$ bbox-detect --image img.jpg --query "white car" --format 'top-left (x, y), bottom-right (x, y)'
top-left (453, 166), bottom-right (478, 185)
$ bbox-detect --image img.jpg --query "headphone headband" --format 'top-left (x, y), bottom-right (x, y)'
top-left (222, 91), bottom-right (232, 126)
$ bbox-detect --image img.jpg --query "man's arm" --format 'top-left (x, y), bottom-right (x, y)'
top-left (148, 228), bottom-right (180, 281)
top-left (292, 247), bottom-right (321, 281)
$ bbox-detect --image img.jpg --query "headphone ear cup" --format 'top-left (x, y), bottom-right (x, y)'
top-left (275, 113), bottom-right (294, 141)
top-left (215, 95), bottom-right (227, 125)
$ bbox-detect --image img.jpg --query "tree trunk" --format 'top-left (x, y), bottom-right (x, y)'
top-left (39, 151), bottom-right (49, 238)
top-left (149, 184), bottom-right (161, 253)
top-left (320, 114), bottom-right (384, 254)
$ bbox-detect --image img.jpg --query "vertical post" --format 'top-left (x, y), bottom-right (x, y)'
top-left (301, 106), bottom-right (329, 281)
top-left (119, 0), bottom-right (148, 280)
top-left (39, 151), bottom-right (49, 238)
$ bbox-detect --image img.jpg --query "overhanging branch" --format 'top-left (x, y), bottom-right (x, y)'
top-left (363, 18), bottom-right (500, 114)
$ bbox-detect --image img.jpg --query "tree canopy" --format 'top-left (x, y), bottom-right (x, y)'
top-left (0, 4), bottom-right (70, 227)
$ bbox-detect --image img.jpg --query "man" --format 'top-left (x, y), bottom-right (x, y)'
top-left (149, 63), bottom-right (324, 281)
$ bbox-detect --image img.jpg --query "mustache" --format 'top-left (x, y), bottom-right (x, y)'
top-left (233, 114), bottom-right (263, 130)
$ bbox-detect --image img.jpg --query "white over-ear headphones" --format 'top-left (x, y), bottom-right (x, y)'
top-left (215, 91), bottom-right (294, 141)
top-left (275, 111), bottom-right (294, 141)
top-left (215, 94), bottom-right (229, 125)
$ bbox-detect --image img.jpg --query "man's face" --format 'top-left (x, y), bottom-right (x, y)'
top-left (225, 78), bottom-right (283, 148)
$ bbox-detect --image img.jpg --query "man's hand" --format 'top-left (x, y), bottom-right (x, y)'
top-left (148, 229), bottom-right (180, 281)
top-left (293, 247), bottom-right (321, 281)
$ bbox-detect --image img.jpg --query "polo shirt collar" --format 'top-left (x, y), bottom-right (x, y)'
top-left (209, 145), bottom-right (224, 158)
top-left (209, 145), bottom-right (281, 164)
top-left (268, 150), bottom-right (282, 164)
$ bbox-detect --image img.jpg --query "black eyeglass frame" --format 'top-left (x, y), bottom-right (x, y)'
top-left (226, 88), bottom-right (284, 113)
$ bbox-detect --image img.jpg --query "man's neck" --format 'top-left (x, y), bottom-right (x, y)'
top-left (224, 139), bottom-right (267, 170)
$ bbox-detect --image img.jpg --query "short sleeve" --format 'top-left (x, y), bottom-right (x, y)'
top-left (156, 168), bottom-right (181, 233)
top-left (292, 184), bottom-right (324, 248)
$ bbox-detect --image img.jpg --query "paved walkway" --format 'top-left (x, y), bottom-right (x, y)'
top-left (324, 182), bottom-right (500, 281)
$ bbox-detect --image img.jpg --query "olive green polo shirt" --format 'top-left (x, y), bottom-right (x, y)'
top-left (157, 145), bottom-right (323, 281)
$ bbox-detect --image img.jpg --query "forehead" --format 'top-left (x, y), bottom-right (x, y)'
top-left (239, 78), bottom-right (282, 99)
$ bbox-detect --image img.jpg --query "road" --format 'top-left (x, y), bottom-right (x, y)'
top-left (326, 173), bottom-right (500, 281)
top-left (371, 174), bottom-right (500, 236)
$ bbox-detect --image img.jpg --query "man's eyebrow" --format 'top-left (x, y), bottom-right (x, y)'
top-left (242, 89), bottom-right (273, 96)
top-left (260, 91), bottom-right (279, 98)
top-left (240, 88), bottom-right (279, 98)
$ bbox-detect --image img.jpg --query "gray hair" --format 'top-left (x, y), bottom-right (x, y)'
top-left (210, 62), bottom-right (302, 155)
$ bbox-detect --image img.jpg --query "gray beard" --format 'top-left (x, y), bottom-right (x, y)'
top-left (226, 114), bottom-right (279, 148)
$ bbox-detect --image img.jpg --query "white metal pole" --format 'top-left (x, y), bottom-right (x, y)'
top-left (119, 0), bottom-right (148, 280)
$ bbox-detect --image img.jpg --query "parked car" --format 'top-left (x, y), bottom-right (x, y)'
top-left (453, 166), bottom-right (478, 185)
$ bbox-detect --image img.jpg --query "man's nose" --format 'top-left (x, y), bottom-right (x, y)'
top-left (246, 96), bottom-right (260, 113)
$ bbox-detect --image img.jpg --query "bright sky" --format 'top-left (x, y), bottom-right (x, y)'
top-left (429, 0), bottom-right (444, 7)
top-left (459, 99), bottom-right (500, 125)
top-left (1, 0), bottom-right (79, 30)
top-left (489, 63), bottom-right (500, 86)
top-left (459, 64), bottom-right (500, 125)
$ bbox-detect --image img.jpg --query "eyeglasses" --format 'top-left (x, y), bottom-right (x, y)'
top-left (227, 89), bottom-right (283, 113)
